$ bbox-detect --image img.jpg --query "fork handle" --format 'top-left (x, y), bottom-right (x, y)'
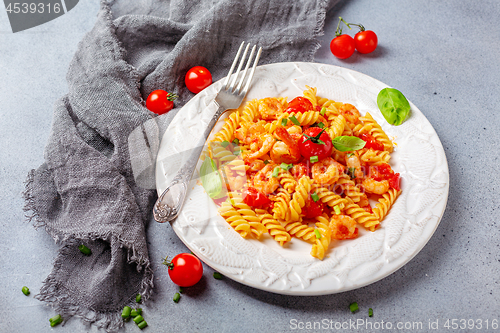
top-left (153, 103), bottom-right (227, 223)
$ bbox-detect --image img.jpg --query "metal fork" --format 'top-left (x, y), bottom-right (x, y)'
top-left (153, 42), bottom-right (262, 223)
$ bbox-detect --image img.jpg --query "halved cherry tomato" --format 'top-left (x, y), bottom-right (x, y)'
top-left (166, 253), bottom-right (203, 287)
top-left (302, 195), bottom-right (324, 218)
top-left (389, 173), bottom-right (401, 191)
top-left (146, 90), bottom-right (177, 115)
top-left (185, 66), bottom-right (212, 93)
top-left (358, 133), bottom-right (385, 151)
top-left (299, 127), bottom-right (333, 159)
top-left (330, 34), bottom-right (356, 59)
top-left (354, 30), bottom-right (378, 54)
top-left (284, 97), bottom-right (313, 113)
top-left (243, 187), bottom-right (271, 208)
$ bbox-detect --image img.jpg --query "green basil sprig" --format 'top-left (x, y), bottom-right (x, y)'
top-left (200, 157), bottom-right (225, 199)
top-left (331, 136), bottom-right (366, 152)
top-left (377, 88), bottom-right (411, 125)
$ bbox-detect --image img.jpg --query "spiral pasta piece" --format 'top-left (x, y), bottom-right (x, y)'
top-left (271, 188), bottom-right (291, 220)
top-left (282, 220), bottom-right (316, 243)
top-left (230, 197), bottom-right (268, 238)
top-left (210, 143), bottom-right (237, 167)
top-left (213, 111), bottom-right (241, 143)
top-left (240, 99), bottom-right (261, 124)
top-left (255, 209), bottom-right (291, 246)
top-left (277, 169), bottom-right (297, 193)
top-left (311, 185), bottom-right (349, 209)
top-left (344, 199), bottom-right (380, 231)
top-left (302, 86), bottom-right (318, 108)
top-left (218, 201), bottom-right (251, 238)
top-left (326, 114), bottom-right (346, 139)
top-left (360, 113), bottom-right (393, 152)
top-left (310, 218), bottom-right (332, 260)
top-left (358, 148), bottom-right (391, 165)
top-left (373, 188), bottom-right (401, 221)
top-left (289, 176), bottom-right (313, 221)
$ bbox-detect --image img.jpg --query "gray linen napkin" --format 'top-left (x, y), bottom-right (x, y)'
top-left (23, 0), bottom-right (341, 330)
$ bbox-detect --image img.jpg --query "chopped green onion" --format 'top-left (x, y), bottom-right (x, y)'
top-left (347, 167), bottom-right (356, 179)
top-left (232, 138), bottom-right (240, 145)
top-left (173, 292), bottom-right (181, 303)
top-left (280, 163), bottom-right (292, 171)
top-left (369, 308), bottom-right (373, 317)
top-left (78, 244), bottom-right (91, 256)
top-left (221, 140), bottom-right (230, 148)
top-left (22, 286), bottom-right (30, 296)
top-left (281, 118), bottom-right (288, 126)
top-left (263, 160), bottom-right (270, 165)
top-left (122, 306), bottom-right (132, 319)
top-left (272, 166), bottom-right (280, 178)
top-left (133, 315), bottom-right (144, 324)
top-left (320, 107), bottom-right (326, 116)
top-left (136, 294), bottom-right (142, 303)
top-left (317, 122), bottom-right (325, 129)
top-left (213, 272), bottom-right (223, 280)
top-left (314, 229), bottom-right (322, 239)
top-left (178, 287), bottom-right (184, 294)
top-left (349, 302), bottom-right (359, 313)
top-left (289, 115), bottom-right (301, 126)
top-left (310, 156), bottom-right (319, 163)
top-left (311, 192), bottom-right (320, 202)
top-left (131, 308), bottom-right (142, 317)
top-left (334, 205), bottom-right (341, 215)
top-left (138, 320), bottom-right (148, 329)
top-left (49, 314), bottom-right (63, 327)
top-left (346, 153), bottom-right (354, 157)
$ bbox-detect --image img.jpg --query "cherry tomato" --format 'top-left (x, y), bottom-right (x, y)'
top-left (166, 253), bottom-right (203, 287)
top-left (330, 34), bottom-right (356, 59)
top-left (284, 96), bottom-right (314, 113)
top-left (358, 133), bottom-right (384, 151)
top-left (299, 127), bottom-right (333, 159)
top-left (146, 90), bottom-right (177, 115)
top-left (354, 30), bottom-right (378, 54)
top-left (185, 66), bottom-right (212, 93)
top-left (389, 173), bottom-right (401, 191)
top-left (243, 187), bottom-right (271, 208)
top-left (302, 195), bottom-right (324, 219)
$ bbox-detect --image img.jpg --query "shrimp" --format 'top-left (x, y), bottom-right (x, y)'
top-left (270, 126), bottom-right (301, 164)
top-left (244, 134), bottom-right (274, 163)
top-left (329, 215), bottom-right (359, 240)
top-left (345, 153), bottom-right (365, 180)
top-left (338, 103), bottom-right (360, 125)
top-left (222, 165), bottom-right (246, 191)
top-left (258, 97), bottom-right (284, 120)
top-left (362, 177), bottom-right (390, 195)
top-left (311, 157), bottom-right (345, 186)
top-left (291, 162), bottom-right (309, 180)
top-left (235, 123), bottom-right (265, 145)
top-left (253, 164), bottom-right (279, 194)
top-left (246, 159), bottom-right (266, 173)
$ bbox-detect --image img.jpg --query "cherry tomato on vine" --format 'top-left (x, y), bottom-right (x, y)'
top-left (299, 127), bottom-right (333, 159)
top-left (284, 96), bottom-right (314, 113)
top-left (146, 90), bottom-right (178, 115)
top-left (354, 30), bottom-right (378, 54)
top-left (185, 66), bottom-right (212, 93)
top-left (164, 253), bottom-right (203, 287)
top-left (330, 34), bottom-right (355, 59)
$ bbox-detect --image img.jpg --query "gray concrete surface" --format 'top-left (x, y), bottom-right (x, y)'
top-left (1, 0), bottom-right (499, 332)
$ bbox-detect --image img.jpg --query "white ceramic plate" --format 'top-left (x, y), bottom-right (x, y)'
top-left (155, 62), bottom-right (449, 295)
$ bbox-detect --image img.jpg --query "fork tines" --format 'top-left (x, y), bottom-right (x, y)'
top-left (223, 42), bottom-right (262, 96)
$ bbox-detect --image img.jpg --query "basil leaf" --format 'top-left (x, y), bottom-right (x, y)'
top-left (200, 157), bottom-right (225, 199)
top-left (377, 88), bottom-right (411, 125)
top-left (332, 136), bottom-right (366, 152)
